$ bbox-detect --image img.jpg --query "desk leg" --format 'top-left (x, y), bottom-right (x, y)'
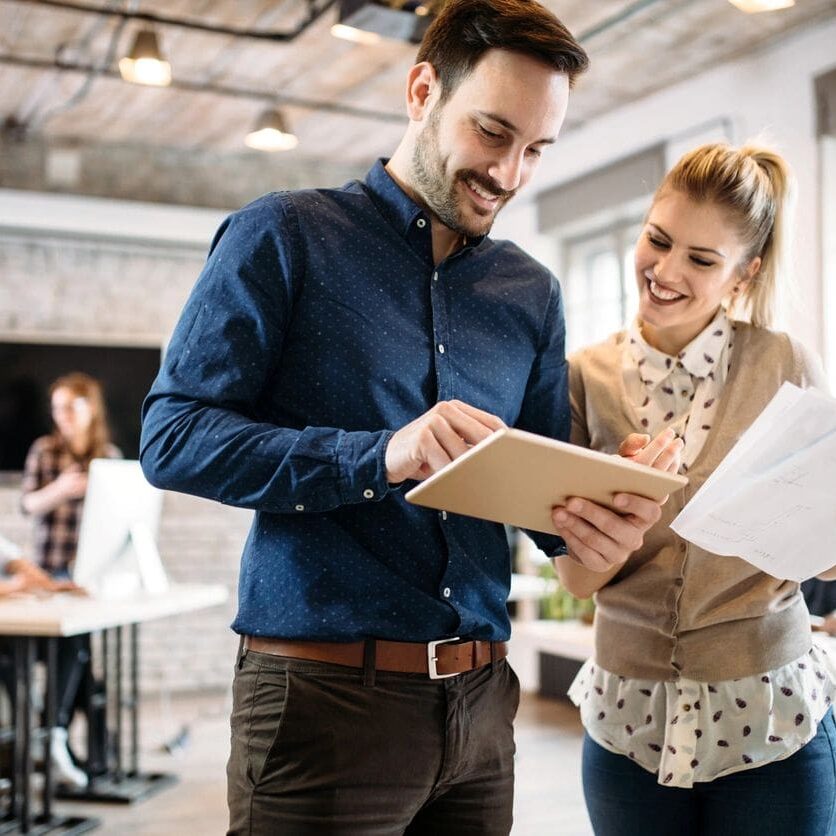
top-left (101, 630), bottom-right (109, 780)
top-left (53, 622), bottom-right (175, 807)
top-left (130, 624), bottom-right (138, 778)
top-left (41, 637), bottom-right (58, 823)
top-left (114, 626), bottom-right (123, 784)
top-left (12, 637), bottom-right (34, 833)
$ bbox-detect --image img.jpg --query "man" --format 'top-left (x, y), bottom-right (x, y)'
top-left (140, 1), bottom-right (679, 832)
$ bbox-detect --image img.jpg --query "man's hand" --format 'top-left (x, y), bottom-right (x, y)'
top-left (618, 428), bottom-right (683, 473)
top-left (385, 400), bottom-right (505, 484)
top-left (551, 493), bottom-right (663, 573)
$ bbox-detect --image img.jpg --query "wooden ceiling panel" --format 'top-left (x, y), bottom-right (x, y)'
top-left (0, 0), bottom-right (834, 165)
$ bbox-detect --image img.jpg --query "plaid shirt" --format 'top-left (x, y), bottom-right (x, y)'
top-left (21, 435), bottom-right (119, 574)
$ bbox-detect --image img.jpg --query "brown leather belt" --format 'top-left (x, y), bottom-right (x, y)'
top-left (243, 636), bottom-right (508, 680)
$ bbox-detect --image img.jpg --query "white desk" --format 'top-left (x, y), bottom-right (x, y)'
top-left (0, 583), bottom-right (228, 834)
top-left (0, 584), bottom-right (228, 637)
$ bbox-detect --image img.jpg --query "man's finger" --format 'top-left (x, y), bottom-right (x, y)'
top-left (447, 400), bottom-right (506, 431)
top-left (426, 416), bottom-right (472, 463)
top-left (437, 402), bottom-right (504, 444)
top-left (419, 429), bottom-right (459, 475)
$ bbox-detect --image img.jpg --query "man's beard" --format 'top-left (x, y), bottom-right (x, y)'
top-left (411, 106), bottom-right (513, 238)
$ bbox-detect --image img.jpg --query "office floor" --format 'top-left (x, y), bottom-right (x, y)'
top-left (54, 688), bottom-right (591, 835)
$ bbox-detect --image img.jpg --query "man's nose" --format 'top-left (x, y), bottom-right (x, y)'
top-left (488, 149), bottom-right (525, 193)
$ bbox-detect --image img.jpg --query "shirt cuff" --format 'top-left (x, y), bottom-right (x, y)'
top-left (525, 530), bottom-right (568, 559)
top-left (336, 429), bottom-right (395, 505)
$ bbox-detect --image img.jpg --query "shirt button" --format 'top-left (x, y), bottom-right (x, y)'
top-left (362, 489), bottom-right (374, 499)
top-left (295, 504), bottom-right (305, 511)
top-left (441, 511), bottom-right (447, 520)
top-left (442, 587), bottom-right (451, 598)
top-left (683, 704), bottom-right (692, 712)
top-left (416, 218), bottom-right (426, 228)
top-left (432, 271), bottom-right (439, 282)
top-left (438, 344), bottom-right (445, 354)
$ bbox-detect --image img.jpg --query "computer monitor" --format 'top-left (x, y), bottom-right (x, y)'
top-left (73, 459), bottom-right (167, 599)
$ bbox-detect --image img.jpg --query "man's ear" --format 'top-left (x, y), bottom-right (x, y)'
top-left (405, 61), bottom-right (440, 122)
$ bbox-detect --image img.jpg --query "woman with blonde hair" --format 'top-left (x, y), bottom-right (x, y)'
top-left (552, 142), bottom-right (836, 834)
top-left (21, 371), bottom-right (120, 789)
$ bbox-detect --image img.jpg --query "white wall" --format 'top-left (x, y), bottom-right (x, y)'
top-left (495, 17), bottom-right (836, 361)
top-left (823, 135), bottom-right (836, 392)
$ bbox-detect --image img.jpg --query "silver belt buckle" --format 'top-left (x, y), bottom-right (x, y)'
top-left (427, 636), bottom-right (460, 680)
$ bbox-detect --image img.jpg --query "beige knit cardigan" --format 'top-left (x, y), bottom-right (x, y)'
top-left (569, 322), bottom-right (829, 682)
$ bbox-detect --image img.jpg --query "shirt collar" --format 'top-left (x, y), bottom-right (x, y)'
top-left (629, 309), bottom-right (732, 388)
top-left (363, 158), bottom-right (487, 253)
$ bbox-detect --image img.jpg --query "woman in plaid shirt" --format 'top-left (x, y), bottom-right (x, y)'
top-left (21, 373), bottom-right (120, 573)
top-left (20, 371), bottom-right (119, 788)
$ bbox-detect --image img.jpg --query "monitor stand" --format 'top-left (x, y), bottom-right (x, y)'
top-left (93, 524), bottom-right (169, 600)
top-left (129, 522), bottom-right (169, 596)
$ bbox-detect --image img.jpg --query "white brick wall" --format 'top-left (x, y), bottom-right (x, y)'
top-left (0, 221), bottom-right (254, 694)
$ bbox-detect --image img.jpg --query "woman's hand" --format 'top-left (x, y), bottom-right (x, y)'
top-left (52, 469), bottom-right (88, 501)
top-left (619, 428), bottom-right (683, 473)
top-left (5, 558), bottom-right (81, 593)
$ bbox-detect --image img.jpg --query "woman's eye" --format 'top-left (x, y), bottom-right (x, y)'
top-left (690, 256), bottom-right (714, 267)
top-left (647, 234), bottom-right (669, 249)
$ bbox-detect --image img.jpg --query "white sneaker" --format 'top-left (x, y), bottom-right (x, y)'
top-left (49, 727), bottom-right (87, 789)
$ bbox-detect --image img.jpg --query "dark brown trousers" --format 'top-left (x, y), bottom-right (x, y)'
top-left (226, 648), bottom-right (520, 835)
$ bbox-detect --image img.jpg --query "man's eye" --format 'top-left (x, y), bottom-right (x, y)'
top-left (479, 125), bottom-right (501, 139)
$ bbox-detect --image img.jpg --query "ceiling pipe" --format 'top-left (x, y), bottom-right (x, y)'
top-left (0, 52), bottom-right (405, 124)
top-left (12, 0), bottom-right (340, 42)
top-left (578, 0), bottom-right (670, 41)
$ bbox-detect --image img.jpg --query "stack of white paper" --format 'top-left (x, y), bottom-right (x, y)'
top-left (671, 382), bottom-right (836, 582)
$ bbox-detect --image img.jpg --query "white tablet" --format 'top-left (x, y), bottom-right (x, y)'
top-left (405, 427), bottom-right (687, 535)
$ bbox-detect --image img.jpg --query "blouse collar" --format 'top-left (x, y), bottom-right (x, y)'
top-left (629, 309), bottom-right (732, 390)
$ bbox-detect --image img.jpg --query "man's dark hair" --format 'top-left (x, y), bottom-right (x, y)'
top-left (416, 0), bottom-right (589, 99)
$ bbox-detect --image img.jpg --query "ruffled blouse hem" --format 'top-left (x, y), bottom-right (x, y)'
top-left (569, 641), bottom-right (836, 789)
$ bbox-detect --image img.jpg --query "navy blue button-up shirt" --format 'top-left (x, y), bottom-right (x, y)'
top-left (140, 160), bottom-right (569, 642)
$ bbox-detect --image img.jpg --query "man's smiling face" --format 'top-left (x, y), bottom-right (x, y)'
top-left (410, 49), bottom-right (570, 238)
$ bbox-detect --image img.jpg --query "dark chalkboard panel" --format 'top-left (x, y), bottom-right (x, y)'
top-left (0, 342), bottom-right (160, 470)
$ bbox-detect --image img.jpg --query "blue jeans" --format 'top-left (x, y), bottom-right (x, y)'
top-left (582, 708), bottom-right (836, 835)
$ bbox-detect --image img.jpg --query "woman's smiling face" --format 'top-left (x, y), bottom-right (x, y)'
top-left (634, 189), bottom-right (760, 356)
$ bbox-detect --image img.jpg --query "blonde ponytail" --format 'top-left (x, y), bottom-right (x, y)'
top-left (656, 141), bottom-right (795, 328)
